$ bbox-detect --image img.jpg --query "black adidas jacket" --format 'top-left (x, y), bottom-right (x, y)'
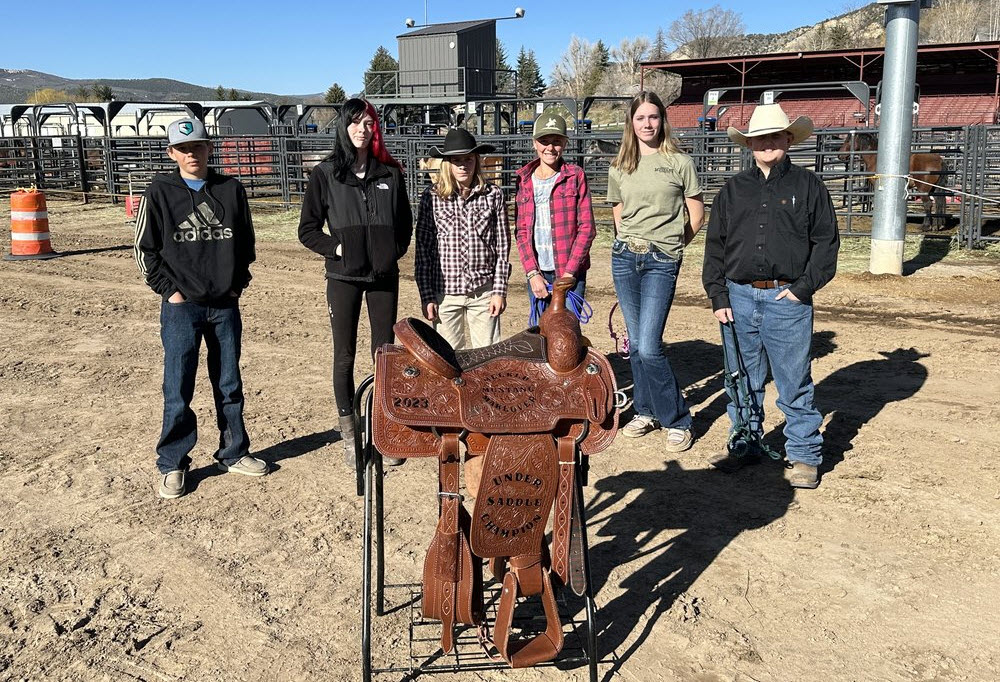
top-left (134, 169), bottom-right (255, 303)
top-left (298, 158), bottom-right (412, 281)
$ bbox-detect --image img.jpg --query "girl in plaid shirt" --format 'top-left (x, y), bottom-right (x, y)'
top-left (514, 110), bottom-right (596, 313)
top-left (415, 129), bottom-right (511, 350)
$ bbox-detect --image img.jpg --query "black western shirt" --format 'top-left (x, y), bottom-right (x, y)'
top-left (702, 155), bottom-right (840, 311)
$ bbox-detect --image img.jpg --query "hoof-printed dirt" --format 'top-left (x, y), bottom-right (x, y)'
top-left (1, 199), bottom-right (998, 681)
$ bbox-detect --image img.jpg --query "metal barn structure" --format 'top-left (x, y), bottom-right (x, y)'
top-left (643, 41), bottom-right (1000, 130)
top-left (364, 19), bottom-right (520, 134)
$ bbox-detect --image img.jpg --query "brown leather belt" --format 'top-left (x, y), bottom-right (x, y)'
top-left (749, 279), bottom-right (792, 289)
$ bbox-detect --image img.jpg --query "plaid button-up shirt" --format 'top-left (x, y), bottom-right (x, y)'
top-left (514, 159), bottom-right (595, 277)
top-left (415, 183), bottom-right (512, 306)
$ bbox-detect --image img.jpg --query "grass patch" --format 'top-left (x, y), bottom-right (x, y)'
top-left (251, 209), bottom-right (300, 242)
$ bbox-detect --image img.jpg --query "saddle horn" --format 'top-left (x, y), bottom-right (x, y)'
top-left (538, 276), bottom-right (584, 374)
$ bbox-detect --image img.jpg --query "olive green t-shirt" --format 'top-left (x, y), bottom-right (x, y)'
top-left (607, 152), bottom-right (702, 260)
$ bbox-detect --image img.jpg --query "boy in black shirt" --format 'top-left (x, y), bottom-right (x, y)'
top-left (702, 104), bottom-right (840, 489)
top-left (135, 117), bottom-right (267, 499)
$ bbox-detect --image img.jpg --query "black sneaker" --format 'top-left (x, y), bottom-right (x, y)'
top-left (708, 440), bottom-right (762, 473)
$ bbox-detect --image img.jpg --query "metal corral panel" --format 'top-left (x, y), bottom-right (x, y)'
top-left (215, 109), bottom-right (269, 135)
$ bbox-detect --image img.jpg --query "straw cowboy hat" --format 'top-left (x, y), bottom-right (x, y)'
top-left (428, 128), bottom-right (496, 158)
top-left (727, 103), bottom-right (814, 147)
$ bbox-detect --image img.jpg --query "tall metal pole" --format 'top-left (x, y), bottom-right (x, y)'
top-left (869, 0), bottom-right (922, 274)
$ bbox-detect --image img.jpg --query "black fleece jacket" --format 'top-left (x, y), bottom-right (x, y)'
top-left (134, 169), bottom-right (255, 303)
top-left (298, 158), bottom-right (412, 281)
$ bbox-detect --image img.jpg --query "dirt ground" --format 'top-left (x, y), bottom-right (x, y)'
top-left (1, 198), bottom-right (999, 682)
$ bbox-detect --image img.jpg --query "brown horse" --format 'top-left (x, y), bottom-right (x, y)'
top-left (836, 132), bottom-right (948, 230)
top-left (418, 154), bottom-right (504, 184)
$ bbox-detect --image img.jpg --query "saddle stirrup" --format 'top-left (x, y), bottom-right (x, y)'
top-left (492, 555), bottom-right (564, 668)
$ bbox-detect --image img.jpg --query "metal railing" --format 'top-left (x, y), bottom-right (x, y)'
top-left (363, 68), bottom-right (518, 100)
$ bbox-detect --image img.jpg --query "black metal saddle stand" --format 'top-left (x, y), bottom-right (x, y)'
top-left (719, 321), bottom-right (782, 462)
top-left (351, 375), bottom-right (601, 681)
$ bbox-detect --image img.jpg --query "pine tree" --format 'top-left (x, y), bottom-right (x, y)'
top-left (364, 46), bottom-right (399, 96)
top-left (92, 84), bottom-right (114, 101)
top-left (228, 88), bottom-right (240, 101)
top-left (325, 83), bottom-right (347, 103)
top-left (215, 84), bottom-right (226, 99)
top-left (652, 28), bottom-right (668, 61)
top-left (583, 40), bottom-right (611, 97)
top-left (516, 47), bottom-right (546, 99)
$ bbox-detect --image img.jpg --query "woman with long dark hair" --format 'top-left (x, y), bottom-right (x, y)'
top-left (608, 91), bottom-right (705, 450)
top-left (298, 98), bottom-right (412, 466)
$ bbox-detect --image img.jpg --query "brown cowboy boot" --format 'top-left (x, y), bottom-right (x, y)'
top-left (339, 414), bottom-right (357, 469)
top-left (341, 414), bottom-right (403, 469)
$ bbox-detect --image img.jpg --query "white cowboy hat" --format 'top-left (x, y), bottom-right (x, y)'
top-left (727, 103), bottom-right (814, 147)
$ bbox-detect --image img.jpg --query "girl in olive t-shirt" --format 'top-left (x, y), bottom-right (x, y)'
top-left (607, 91), bottom-right (705, 451)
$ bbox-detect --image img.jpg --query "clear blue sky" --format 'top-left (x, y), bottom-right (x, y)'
top-left (4, 1), bottom-right (848, 96)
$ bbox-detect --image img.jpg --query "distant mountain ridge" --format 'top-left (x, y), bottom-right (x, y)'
top-left (669, 4), bottom-right (889, 59)
top-left (0, 69), bottom-right (320, 104)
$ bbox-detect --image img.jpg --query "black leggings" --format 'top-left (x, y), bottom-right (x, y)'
top-left (326, 276), bottom-right (399, 415)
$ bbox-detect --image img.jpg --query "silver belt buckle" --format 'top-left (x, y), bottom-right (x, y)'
top-left (624, 236), bottom-right (651, 254)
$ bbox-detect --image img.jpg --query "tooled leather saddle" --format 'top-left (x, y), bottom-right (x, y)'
top-left (372, 277), bottom-right (618, 668)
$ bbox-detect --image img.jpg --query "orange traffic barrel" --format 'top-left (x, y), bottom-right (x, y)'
top-left (5, 189), bottom-right (58, 260)
top-left (125, 195), bottom-right (141, 218)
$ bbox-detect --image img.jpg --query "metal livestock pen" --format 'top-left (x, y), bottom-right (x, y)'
top-left (0, 125), bottom-right (996, 248)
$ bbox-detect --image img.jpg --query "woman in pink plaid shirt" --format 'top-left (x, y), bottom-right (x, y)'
top-left (513, 110), bottom-right (596, 313)
top-left (414, 129), bottom-right (512, 350)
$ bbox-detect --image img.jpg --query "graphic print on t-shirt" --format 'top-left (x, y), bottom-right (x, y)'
top-left (172, 201), bottom-right (233, 243)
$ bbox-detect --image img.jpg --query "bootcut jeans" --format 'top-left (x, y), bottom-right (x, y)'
top-left (723, 281), bottom-right (823, 466)
top-left (611, 241), bottom-right (691, 431)
top-left (156, 298), bottom-right (249, 474)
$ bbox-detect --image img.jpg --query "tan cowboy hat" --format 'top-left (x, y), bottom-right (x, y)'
top-left (727, 103), bottom-right (814, 147)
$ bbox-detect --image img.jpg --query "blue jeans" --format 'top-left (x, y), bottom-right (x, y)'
top-left (156, 299), bottom-right (249, 473)
top-left (611, 241), bottom-right (691, 430)
top-left (724, 281), bottom-right (822, 466)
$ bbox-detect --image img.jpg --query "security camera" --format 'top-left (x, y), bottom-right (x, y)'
top-left (514, 7), bottom-right (525, 17)
top-left (405, 17), bottom-right (416, 27)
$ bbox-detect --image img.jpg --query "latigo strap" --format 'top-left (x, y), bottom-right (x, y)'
top-left (420, 432), bottom-right (483, 652)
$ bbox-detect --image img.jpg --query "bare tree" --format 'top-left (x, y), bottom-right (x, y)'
top-left (797, 21), bottom-right (853, 51)
top-left (921, 0), bottom-right (986, 43)
top-left (600, 37), bottom-right (650, 96)
top-left (668, 5), bottom-right (746, 58)
top-left (549, 36), bottom-right (601, 100)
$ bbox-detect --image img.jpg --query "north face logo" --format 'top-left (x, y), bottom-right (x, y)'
top-left (179, 121), bottom-right (194, 136)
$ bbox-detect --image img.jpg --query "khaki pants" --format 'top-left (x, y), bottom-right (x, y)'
top-left (435, 283), bottom-right (501, 350)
